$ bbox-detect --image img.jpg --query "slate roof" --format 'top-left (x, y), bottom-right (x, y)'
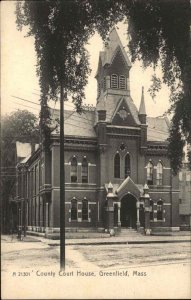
top-left (51, 108), bottom-right (96, 138)
top-left (51, 107), bottom-right (170, 142)
top-left (95, 28), bottom-right (131, 77)
top-left (147, 117), bottom-right (170, 142)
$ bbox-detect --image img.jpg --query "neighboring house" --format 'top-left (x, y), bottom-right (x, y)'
top-left (16, 28), bottom-right (180, 237)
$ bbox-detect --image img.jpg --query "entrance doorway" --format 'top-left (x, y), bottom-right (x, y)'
top-left (120, 194), bottom-right (137, 228)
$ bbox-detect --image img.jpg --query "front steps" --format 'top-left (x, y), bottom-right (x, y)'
top-left (117, 228), bottom-right (143, 237)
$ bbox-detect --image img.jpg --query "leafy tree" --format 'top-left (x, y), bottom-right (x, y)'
top-left (1, 110), bottom-right (39, 233)
top-left (15, 0), bottom-right (191, 174)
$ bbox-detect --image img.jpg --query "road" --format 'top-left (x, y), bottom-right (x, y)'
top-left (1, 235), bottom-right (191, 299)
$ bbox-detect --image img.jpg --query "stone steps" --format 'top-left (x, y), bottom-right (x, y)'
top-left (117, 229), bottom-right (143, 237)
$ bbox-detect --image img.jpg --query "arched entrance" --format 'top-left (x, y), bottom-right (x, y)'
top-left (120, 194), bottom-right (137, 228)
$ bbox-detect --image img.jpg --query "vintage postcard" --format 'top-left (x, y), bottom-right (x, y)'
top-left (1, 1), bottom-right (191, 299)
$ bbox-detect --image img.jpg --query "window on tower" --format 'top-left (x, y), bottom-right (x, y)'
top-left (111, 74), bottom-right (118, 89)
top-left (119, 75), bottom-right (126, 89)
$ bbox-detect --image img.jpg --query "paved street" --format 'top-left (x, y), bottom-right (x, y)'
top-left (1, 234), bottom-right (191, 299)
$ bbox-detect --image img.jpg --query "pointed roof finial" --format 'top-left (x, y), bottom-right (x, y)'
top-left (139, 86), bottom-right (146, 115)
top-left (108, 181), bottom-right (113, 190)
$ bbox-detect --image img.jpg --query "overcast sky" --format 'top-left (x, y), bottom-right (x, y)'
top-left (1, 1), bottom-right (171, 118)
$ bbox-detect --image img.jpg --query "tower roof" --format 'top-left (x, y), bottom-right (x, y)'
top-left (95, 27), bottom-right (131, 77)
top-left (139, 87), bottom-right (146, 115)
top-left (104, 28), bottom-right (131, 67)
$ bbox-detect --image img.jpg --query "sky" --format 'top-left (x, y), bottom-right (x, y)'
top-left (1, 1), bottom-right (171, 119)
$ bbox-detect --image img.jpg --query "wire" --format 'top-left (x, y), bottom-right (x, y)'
top-left (10, 94), bottom-right (169, 137)
top-left (14, 102), bottom-right (40, 113)
top-left (11, 96), bottom-right (40, 106)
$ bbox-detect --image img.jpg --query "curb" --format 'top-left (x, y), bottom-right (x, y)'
top-left (48, 239), bottom-right (191, 246)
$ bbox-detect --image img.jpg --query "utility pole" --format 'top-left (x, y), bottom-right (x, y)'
top-left (60, 82), bottom-right (65, 270)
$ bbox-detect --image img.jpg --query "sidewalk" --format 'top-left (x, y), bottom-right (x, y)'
top-left (2, 231), bottom-right (190, 246)
top-left (49, 233), bottom-right (191, 246)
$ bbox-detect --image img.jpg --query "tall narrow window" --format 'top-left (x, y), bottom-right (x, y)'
top-left (150, 200), bottom-right (154, 220)
top-left (114, 153), bottom-right (120, 178)
top-left (82, 157), bottom-right (88, 183)
top-left (157, 200), bottom-right (163, 220)
top-left (147, 161), bottom-right (153, 185)
top-left (119, 75), bottom-right (126, 89)
top-left (125, 153), bottom-right (131, 178)
top-left (71, 157), bottom-right (77, 183)
top-left (111, 74), bottom-right (118, 89)
top-left (82, 199), bottom-right (88, 221)
top-left (71, 199), bottom-right (77, 221)
top-left (156, 161), bottom-right (163, 186)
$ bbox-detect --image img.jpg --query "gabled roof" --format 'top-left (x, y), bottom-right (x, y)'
top-left (95, 28), bottom-right (131, 76)
top-left (103, 28), bottom-right (131, 68)
top-left (111, 95), bottom-right (140, 126)
top-left (95, 94), bottom-right (141, 125)
top-left (116, 176), bottom-right (143, 200)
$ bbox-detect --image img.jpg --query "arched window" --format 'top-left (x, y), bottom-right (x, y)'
top-left (82, 199), bottom-right (88, 221)
top-left (156, 161), bottom-right (163, 186)
top-left (125, 153), bottom-right (131, 178)
top-left (157, 200), bottom-right (163, 221)
top-left (147, 161), bottom-right (153, 185)
top-left (71, 157), bottom-right (77, 183)
top-left (111, 74), bottom-right (118, 89)
top-left (71, 198), bottom-right (77, 221)
top-left (119, 75), bottom-right (126, 89)
top-left (150, 200), bottom-right (154, 220)
top-left (82, 157), bottom-right (88, 183)
top-left (114, 153), bottom-right (120, 178)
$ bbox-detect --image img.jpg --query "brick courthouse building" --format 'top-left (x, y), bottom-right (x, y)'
top-left (16, 29), bottom-right (180, 237)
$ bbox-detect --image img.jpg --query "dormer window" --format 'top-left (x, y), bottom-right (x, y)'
top-left (119, 75), bottom-right (126, 89)
top-left (111, 74), bottom-right (118, 89)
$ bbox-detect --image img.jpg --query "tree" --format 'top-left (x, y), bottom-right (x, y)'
top-left (15, 0), bottom-right (190, 267)
top-left (1, 110), bottom-right (39, 233)
top-left (16, 0), bottom-right (123, 269)
top-left (15, 0), bottom-right (191, 174)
